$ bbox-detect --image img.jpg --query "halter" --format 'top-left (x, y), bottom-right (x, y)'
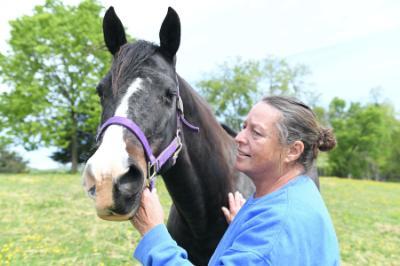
top-left (96, 76), bottom-right (199, 190)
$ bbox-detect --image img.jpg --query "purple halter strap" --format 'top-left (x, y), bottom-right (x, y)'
top-left (96, 76), bottom-right (199, 190)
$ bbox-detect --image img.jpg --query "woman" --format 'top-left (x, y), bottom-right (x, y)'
top-left (131, 96), bottom-right (340, 265)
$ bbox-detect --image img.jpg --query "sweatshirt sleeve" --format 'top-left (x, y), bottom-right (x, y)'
top-left (215, 248), bottom-right (268, 265)
top-left (133, 224), bottom-right (193, 266)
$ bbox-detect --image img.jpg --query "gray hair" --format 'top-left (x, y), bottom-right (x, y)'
top-left (262, 96), bottom-right (336, 171)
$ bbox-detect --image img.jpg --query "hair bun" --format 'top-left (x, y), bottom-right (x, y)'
top-left (318, 128), bottom-right (336, 151)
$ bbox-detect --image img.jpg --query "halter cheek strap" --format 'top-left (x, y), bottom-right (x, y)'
top-left (96, 76), bottom-right (199, 190)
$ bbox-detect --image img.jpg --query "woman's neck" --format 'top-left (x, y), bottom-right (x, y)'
top-left (253, 164), bottom-right (305, 198)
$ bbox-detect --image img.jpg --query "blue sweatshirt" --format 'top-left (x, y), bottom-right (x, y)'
top-left (134, 175), bottom-right (340, 265)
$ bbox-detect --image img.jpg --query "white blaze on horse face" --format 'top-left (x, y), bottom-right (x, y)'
top-left (85, 78), bottom-right (144, 184)
top-left (115, 78), bottom-right (144, 116)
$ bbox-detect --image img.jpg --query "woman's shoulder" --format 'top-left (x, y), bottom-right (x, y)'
top-left (283, 176), bottom-right (339, 254)
top-left (286, 175), bottom-right (328, 215)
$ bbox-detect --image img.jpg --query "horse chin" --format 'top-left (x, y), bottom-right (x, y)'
top-left (95, 187), bottom-right (143, 222)
top-left (97, 213), bottom-right (134, 221)
top-left (96, 203), bottom-right (140, 221)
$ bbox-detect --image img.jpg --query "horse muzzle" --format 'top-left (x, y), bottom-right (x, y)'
top-left (82, 158), bottom-right (145, 221)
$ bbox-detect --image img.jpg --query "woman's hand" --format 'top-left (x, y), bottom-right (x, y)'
top-left (131, 187), bottom-right (164, 236)
top-left (221, 191), bottom-right (246, 224)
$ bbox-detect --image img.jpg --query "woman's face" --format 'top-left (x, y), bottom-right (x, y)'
top-left (234, 102), bottom-right (284, 180)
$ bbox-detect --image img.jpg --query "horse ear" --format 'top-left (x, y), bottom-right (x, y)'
top-left (159, 7), bottom-right (181, 60)
top-left (103, 7), bottom-right (127, 55)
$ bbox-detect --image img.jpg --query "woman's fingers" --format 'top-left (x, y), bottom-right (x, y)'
top-left (222, 191), bottom-right (246, 224)
top-left (237, 191), bottom-right (245, 206)
top-left (228, 192), bottom-right (234, 209)
top-left (235, 191), bottom-right (241, 206)
top-left (221, 206), bottom-right (231, 222)
top-left (131, 187), bottom-right (164, 236)
top-left (232, 191), bottom-right (244, 210)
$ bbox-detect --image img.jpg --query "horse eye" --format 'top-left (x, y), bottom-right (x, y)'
top-left (166, 89), bottom-right (177, 98)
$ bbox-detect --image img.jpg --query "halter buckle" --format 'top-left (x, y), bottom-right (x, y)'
top-left (172, 130), bottom-right (183, 161)
top-left (177, 96), bottom-right (184, 114)
top-left (147, 162), bottom-right (158, 180)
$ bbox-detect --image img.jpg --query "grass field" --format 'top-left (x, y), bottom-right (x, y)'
top-left (0, 174), bottom-right (399, 265)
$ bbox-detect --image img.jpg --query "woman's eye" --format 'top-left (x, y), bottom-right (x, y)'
top-left (252, 130), bottom-right (262, 137)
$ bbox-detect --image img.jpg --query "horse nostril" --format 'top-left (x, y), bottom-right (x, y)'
top-left (117, 166), bottom-right (143, 196)
top-left (88, 185), bottom-right (96, 199)
top-left (112, 165), bottom-right (144, 215)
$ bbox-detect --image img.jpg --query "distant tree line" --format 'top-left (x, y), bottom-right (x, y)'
top-left (198, 57), bottom-right (400, 181)
top-left (323, 98), bottom-right (399, 181)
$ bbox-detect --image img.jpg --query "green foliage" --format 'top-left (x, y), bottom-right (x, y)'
top-left (327, 97), bottom-right (398, 180)
top-left (197, 56), bottom-right (315, 131)
top-left (50, 128), bottom-right (95, 164)
top-left (381, 116), bottom-right (400, 181)
top-left (313, 105), bottom-right (330, 127)
top-left (49, 112), bottom-right (96, 164)
top-left (0, 144), bottom-right (28, 173)
top-left (197, 58), bottom-right (262, 130)
top-left (0, 0), bottom-right (113, 172)
top-left (0, 174), bottom-right (398, 265)
top-left (262, 56), bottom-right (313, 100)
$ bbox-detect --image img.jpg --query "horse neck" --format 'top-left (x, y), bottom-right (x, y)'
top-left (162, 76), bottom-right (237, 234)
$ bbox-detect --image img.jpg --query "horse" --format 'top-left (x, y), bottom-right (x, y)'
top-left (82, 7), bottom-right (254, 265)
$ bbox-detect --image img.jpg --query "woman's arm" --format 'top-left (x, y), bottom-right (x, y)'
top-left (131, 188), bottom-right (193, 265)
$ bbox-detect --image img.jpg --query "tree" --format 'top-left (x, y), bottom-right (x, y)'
top-left (381, 112), bottom-right (400, 181)
top-left (197, 56), bottom-right (315, 131)
top-left (50, 115), bottom-right (96, 164)
top-left (0, 144), bottom-right (28, 173)
top-left (327, 97), bottom-right (396, 180)
top-left (0, 0), bottom-right (112, 172)
top-left (197, 58), bottom-right (262, 130)
top-left (262, 56), bottom-right (314, 100)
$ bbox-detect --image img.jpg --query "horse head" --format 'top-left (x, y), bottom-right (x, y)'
top-left (82, 7), bottom-right (186, 221)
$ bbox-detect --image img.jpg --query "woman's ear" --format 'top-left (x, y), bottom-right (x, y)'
top-left (285, 141), bottom-right (304, 163)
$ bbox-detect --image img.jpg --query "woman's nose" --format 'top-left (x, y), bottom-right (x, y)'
top-left (235, 129), bottom-right (247, 144)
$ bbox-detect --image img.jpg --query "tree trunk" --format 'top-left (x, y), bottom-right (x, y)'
top-left (71, 131), bottom-right (78, 173)
top-left (70, 111), bottom-right (78, 173)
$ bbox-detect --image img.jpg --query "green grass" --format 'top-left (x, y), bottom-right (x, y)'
top-left (0, 174), bottom-right (399, 265)
top-left (321, 178), bottom-right (400, 265)
top-left (0, 173), bottom-right (171, 266)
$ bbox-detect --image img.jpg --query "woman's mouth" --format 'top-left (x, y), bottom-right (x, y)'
top-left (237, 149), bottom-right (251, 157)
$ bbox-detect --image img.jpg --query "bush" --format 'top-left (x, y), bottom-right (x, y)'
top-left (0, 145), bottom-right (28, 173)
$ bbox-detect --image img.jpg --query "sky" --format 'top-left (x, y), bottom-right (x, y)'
top-left (0, 0), bottom-right (399, 169)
